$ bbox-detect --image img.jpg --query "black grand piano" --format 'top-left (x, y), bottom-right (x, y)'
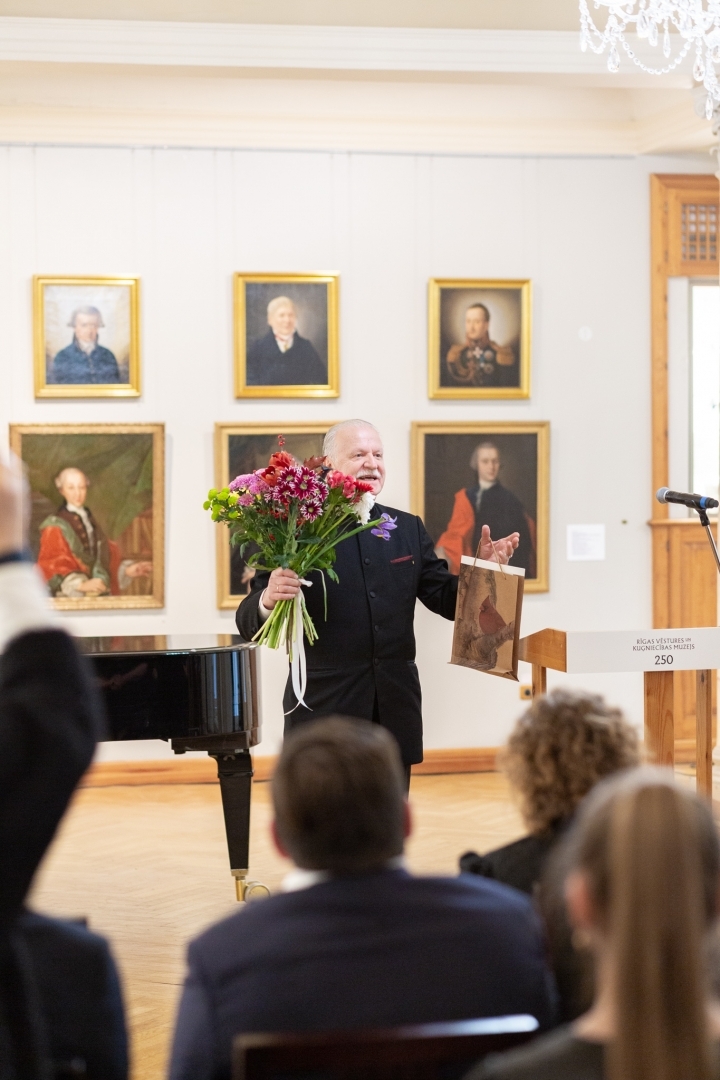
top-left (78, 634), bottom-right (268, 900)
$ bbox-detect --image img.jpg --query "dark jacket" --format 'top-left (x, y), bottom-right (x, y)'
top-left (4, 912), bottom-right (127, 1080)
top-left (460, 821), bottom-right (570, 897)
top-left (246, 329), bottom-right (327, 386)
top-left (49, 341), bottom-right (120, 384)
top-left (0, 629), bottom-right (127, 1080)
top-left (168, 868), bottom-right (557, 1080)
top-left (236, 504), bottom-right (458, 764)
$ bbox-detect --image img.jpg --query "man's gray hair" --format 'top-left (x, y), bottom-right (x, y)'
top-left (68, 306), bottom-right (104, 328)
top-left (323, 420), bottom-right (379, 463)
top-left (469, 441), bottom-right (500, 470)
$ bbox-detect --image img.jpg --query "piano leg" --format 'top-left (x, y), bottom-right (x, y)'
top-left (209, 749), bottom-right (270, 902)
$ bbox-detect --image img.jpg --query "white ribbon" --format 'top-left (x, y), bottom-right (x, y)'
top-left (287, 580), bottom-right (312, 714)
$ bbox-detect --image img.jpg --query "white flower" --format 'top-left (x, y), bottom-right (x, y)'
top-left (354, 491), bottom-right (375, 524)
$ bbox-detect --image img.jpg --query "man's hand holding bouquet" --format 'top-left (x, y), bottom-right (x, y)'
top-left (204, 438), bottom-right (396, 707)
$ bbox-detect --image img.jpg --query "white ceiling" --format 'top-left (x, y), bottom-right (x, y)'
top-left (0, 3), bottom-right (712, 158)
top-left (0, 0), bottom-right (582, 30)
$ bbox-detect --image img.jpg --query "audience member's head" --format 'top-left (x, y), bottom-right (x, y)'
top-left (564, 768), bottom-right (719, 1080)
top-left (271, 716), bottom-right (408, 874)
top-left (502, 689), bottom-right (640, 836)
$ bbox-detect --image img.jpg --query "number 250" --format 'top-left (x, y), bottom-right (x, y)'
top-left (654, 654), bottom-right (673, 666)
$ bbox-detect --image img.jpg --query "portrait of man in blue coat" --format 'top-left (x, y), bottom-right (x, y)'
top-left (48, 306), bottom-right (122, 385)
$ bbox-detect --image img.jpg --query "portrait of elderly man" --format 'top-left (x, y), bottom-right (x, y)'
top-left (48, 306), bottom-right (121, 385)
top-left (246, 296), bottom-right (327, 386)
top-left (436, 441), bottom-right (535, 577)
top-left (37, 466), bottom-right (152, 598)
top-left (443, 302), bottom-right (516, 389)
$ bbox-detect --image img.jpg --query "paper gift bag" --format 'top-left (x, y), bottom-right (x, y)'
top-left (451, 553), bottom-right (525, 680)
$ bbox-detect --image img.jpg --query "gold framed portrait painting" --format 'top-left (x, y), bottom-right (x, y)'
top-left (428, 278), bottom-right (531, 400)
top-left (411, 421), bottom-right (549, 592)
top-left (215, 422), bottom-right (333, 609)
top-left (234, 273), bottom-right (339, 398)
top-left (33, 275), bottom-right (141, 399)
top-left (9, 423), bottom-right (164, 610)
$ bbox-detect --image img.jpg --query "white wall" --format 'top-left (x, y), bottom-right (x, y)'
top-left (0, 145), bottom-right (710, 761)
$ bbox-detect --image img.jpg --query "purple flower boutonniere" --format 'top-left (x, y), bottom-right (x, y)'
top-left (371, 513), bottom-right (398, 541)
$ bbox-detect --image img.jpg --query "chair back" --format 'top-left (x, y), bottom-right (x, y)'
top-left (233, 1014), bottom-right (539, 1080)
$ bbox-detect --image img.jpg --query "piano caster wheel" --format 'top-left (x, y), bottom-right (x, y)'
top-left (232, 872), bottom-right (271, 903)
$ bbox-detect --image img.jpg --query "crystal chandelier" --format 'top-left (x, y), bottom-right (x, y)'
top-left (579, 1), bottom-right (720, 118)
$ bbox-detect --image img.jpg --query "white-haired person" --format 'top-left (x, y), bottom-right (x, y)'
top-left (49, 306), bottom-right (121, 384)
top-left (236, 419), bottom-right (520, 790)
top-left (245, 295), bottom-right (327, 386)
top-left (466, 767), bottom-right (720, 1080)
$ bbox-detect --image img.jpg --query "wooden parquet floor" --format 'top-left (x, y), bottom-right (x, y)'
top-left (28, 773), bottom-right (524, 1080)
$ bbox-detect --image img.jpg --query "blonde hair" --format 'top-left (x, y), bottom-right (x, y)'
top-left (570, 768), bottom-right (719, 1080)
top-left (502, 689), bottom-right (640, 835)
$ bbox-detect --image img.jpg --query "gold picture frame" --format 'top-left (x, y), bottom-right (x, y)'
top-left (411, 421), bottom-right (549, 593)
top-left (234, 272), bottom-right (339, 398)
top-left (215, 422), bottom-right (334, 609)
top-left (428, 278), bottom-right (531, 400)
top-left (9, 423), bottom-right (164, 610)
top-left (33, 275), bottom-right (141, 399)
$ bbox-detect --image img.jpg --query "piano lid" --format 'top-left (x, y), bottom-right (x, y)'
top-left (77, 634), bottom-right (255, 657)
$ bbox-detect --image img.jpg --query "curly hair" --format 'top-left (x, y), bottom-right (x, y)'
top-left (501, 688), bottom-right (640, 835)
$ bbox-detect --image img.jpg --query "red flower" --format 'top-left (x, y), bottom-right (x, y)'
top-left (258, 466), bottom-right (280, 487)
top-left (355, 480), bottom-right (374, 493)
top-left (268, 451), bottom-right (294, 470)
top-left (327, 470), bottom-right (346, 489)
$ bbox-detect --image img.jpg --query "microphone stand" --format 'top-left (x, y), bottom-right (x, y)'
top-left (691, 503), bottom-right (720, 576)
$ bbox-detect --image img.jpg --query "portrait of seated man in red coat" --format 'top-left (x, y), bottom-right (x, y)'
top-left (38, 467), bottom-right (153, 599)
top-left (435, 441), bottom-right (536, 578)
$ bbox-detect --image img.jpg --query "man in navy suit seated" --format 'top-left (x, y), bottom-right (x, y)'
top-left (168, 717), bottom-right (556, 1080)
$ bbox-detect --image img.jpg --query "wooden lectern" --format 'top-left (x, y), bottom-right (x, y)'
top-left (518, 628), bottom-right (717, 798)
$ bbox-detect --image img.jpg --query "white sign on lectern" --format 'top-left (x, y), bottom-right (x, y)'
top-left (564, 627), bottom-right (720, 674)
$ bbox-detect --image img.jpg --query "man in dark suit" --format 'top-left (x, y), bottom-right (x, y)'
top-left (236, 420), bottom-right (519, 781)
top-left (168, 718), bottom-right (556, 1080)
top-left (0, 454), bottom-right (127, 1080)
top-left (246, 296), bottom-right (327, 385)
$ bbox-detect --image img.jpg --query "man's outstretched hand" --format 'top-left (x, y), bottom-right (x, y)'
top-left (478, 524), bottom-right (519, 565)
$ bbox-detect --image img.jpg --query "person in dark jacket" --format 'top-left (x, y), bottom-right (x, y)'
top-left (246, 296), bottom-right (327, 385)
top-left (0, 454), bottom-right (128, 1080)
top-left (236, 420), bottom-right (520, 781)
top-left (436, 442), bottom-right (533, 575)
top-left (465, 770), bottom-right (720, 1080)
top-left (48, 306), bottom-right (121, 384)
top-left (169, 717), bottom-right (557, 1080)
top-left (460, 689), bottom-right (641, 1025)
top-left (459, 689), bottom-right (640, 897)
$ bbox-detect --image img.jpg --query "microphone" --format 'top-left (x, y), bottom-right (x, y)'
top-left (656, 487), bottom-right (719, 510)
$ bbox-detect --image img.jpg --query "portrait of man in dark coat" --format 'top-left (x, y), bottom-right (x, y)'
top-left (246, 296), bottom-right (327, 386)
top-left (436, 441), bottom-right (535, 577)
top-left (48, 306), bottom-right (121, 384)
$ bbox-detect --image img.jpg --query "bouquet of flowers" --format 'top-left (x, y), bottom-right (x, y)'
top-left (204, 438), bottom-right (396, 705)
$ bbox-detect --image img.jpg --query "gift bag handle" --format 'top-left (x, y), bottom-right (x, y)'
top-left (472, 536), bottom-right (507, 574)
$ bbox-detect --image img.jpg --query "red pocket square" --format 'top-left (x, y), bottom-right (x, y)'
top-left (390, 555), bottom-right (414, 564)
